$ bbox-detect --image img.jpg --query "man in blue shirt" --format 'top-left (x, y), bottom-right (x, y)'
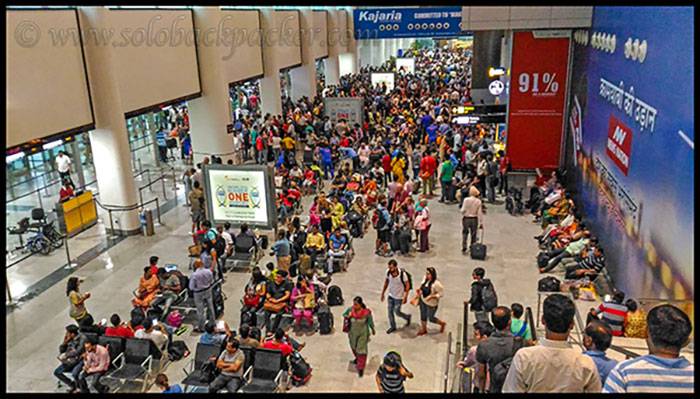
top-left (326, 227), bottom-right (347, 274)
top-left (319, 145), bottom-right (333, 179)
top-left (156, 127), bottom-right (168, 163)
top-left (582, 320), bottom-right (617, 385)
top-left (200, 320), bottom-right (233, 347)
top-left (271, 230), bottom-right (291, 272)
top-left (603, 304), bottom-right (694, 393)
top-left (189, 259), bottom-right (215, 333)
top-left (426, 123), bottom-right (438, 144)
top-left (155, 373), bottom-right (183, 393)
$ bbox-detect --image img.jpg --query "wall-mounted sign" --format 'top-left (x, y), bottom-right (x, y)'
top-left (488, 67), bottom-right (506, 78)
top-left (354, 7), bottom-right (468, 39)
top-left (452, 115), bottom-right (481, 125)
top-left (489, 80), bottom-right (505, 96)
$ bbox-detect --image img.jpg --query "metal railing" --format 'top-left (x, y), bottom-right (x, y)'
top-left (6, 234), bottom-right (77, 305)
top-left (137, 167), bottom-right (178, 208)
top-left (93, 197), bottom-right (161, 239)
top-left (443, 331), bottom-right (453, 393)
top-left (608, 344), bottom-right (642, 360)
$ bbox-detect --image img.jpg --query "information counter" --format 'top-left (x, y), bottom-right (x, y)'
top-left (55, 190), bottom-right (98, 237)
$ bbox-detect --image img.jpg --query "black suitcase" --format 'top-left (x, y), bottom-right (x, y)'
top-left (390, 229), bottom-right (401, 252)
top-left (318, 305), bottom-right (333, 334)
top-left (470, 229), bottom-right (487, 260)
top-left (398, 229), bottom-right (411, 255)
top-left (212, 283), bottom-right (225, 318)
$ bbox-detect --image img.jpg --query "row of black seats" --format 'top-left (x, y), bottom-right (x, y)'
top-left (182, 343), bottom-right (287, 393)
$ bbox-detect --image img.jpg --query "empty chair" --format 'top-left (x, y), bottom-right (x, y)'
top-left (181, 343), bottom-right (223, 392)
top-left (238, 348), bottom-right (287, 393)
top-left (227, 234), bottom-right (259, 271)
top-left (103, 339), bottom-right (153, 392)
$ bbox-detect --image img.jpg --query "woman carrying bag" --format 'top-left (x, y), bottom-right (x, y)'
top-left (342, 296), bottom-right (376, 377)
top-left (413, 267), bottom-right (446, 336)
top-left (414, 199), bottom-right (431, 252)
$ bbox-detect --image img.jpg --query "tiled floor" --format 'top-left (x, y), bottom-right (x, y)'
top-left (5, 182), bottom-right (692, 393)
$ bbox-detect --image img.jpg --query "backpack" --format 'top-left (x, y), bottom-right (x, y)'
top-left (327, 285), bottom-right (344, 306)
top-left (213, 235), bottom-right (226, 257)
top-left (168, 340), bottom-right (190, 361)
top-left (538, 276), bottom-right (562, 292)
top-left (482, 282), bottom-right (498, 311)
top-left (166, 310), bottom-right (184, 328)
top-left (489, 336), bottom-right (523, 393)
top-left (290, 352), bottom-right (312, 386)
top-left (199, 359), bottom-right (218, 383)
top-left (386, 269), bottom-right (413, 290)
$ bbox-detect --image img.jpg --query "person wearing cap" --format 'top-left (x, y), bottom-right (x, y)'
top-left (460, 186), bottom-right (483, 253)
top-left (54, 324), bottom-right (86, 392)
top-left (376, 351), bottom-right (414, 393)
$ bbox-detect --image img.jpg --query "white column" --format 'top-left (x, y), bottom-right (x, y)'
top-left (79, 7), bottom-right (140, 233)
top-left (259, 9), bottom-right (282, 116)
top-left (378, 39), bottom-right (387, 66)
top-left (289, 9), bottom-right (316, 101)
top-left (188, 7), bottom-right (235, 165)
top-left (343, 7), bottom-right (359, 75)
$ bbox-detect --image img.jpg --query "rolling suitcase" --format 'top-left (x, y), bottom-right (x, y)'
top-left (470, 229), bottom-right (487, 260)
top-left (390, 229), bottom-right (401, 252)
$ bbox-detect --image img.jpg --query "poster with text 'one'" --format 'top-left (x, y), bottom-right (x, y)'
top-left (506, 31), bottom-right (570, 170)
top-left (203, 165), bottom-right (276, 229)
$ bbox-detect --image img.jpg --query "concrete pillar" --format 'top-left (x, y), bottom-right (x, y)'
top-left (472, 30), bottom-right (503, 90)
top-left (289, 9), bottom-right (316, 101)
top-left (379, 39), bottom-right (387, 66)
top-left (78, 7), bottom-right (140, 233)
top-left (259, 9), bottom-right (282, 116)
top-left (326, 56), bottom-right (340, 85)
top-left (343, 7), bottom-right (359, 75)
top-left (188, 7), bottom-right (235, 165)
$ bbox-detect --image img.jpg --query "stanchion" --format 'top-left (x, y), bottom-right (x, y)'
top-left (6, 276), bottom-right (16, 307)
top-left (64, 236), bottom-right (78, 269)
top-left (161, 176), bottom-right (167, 200)
top-left (155, 198), bottom-right (162, 225)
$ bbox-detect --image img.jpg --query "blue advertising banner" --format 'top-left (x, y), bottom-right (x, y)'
top-left (572, 7), bottom-right (693, 303)
top-left (353, 7), bottom-right (466, 39)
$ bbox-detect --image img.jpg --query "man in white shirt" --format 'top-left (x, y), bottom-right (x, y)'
top-left (56, 151), bottom-right (74, 186)
top-left (460, 186), bottom-right (483, 253)
top-left (502, 294), bottom-right (601, 393)
top-left (232, 133), bottom-right (242, 165)
top-left (380, 259), bottom-right (411, 334)
top-left (134, 319), bottom-right (169, 352)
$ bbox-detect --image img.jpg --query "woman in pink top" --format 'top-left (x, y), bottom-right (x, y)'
top-left (414, 199), bottom-right (431, 252)
top-left (290, 277), bottom-right (315, 329)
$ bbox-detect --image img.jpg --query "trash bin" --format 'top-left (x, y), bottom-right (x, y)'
top-left (142, 208), bottom-right (155, 236)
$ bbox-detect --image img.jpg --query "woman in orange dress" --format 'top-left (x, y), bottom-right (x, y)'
top-left (132, 266), bottom-right (160, 309)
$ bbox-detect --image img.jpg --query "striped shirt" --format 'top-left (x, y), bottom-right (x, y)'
top-left (603, 355), bottom-right (694, 393)
top-left (579, 251), bottom-right (605, 273)
top-left (596, 302), bottom-right (628, 336)
top-left (377, 365), bottom-right (406, 393)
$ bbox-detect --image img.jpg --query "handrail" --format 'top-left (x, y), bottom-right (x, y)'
top-left (443, 331), bottom-right (452, 393)
top-left (608, 344), bottom-right (642, 360)
top-left (526, 306), bottom-right (537, 342)
top-left (462, 301), bottom-right (470, 356)
top-left (94, 196), bottom-right (161, 236)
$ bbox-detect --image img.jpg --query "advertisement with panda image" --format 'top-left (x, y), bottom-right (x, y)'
top-left (203, 164), bottom-right (277, 228)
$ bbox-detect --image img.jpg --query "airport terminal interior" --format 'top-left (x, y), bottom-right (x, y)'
top-left (5, 5), bottom-right (694, 394)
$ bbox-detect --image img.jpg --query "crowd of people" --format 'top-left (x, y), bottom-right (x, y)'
top-left (52, 43), bottom-right (692, 394)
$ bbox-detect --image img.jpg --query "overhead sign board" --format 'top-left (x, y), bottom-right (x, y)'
top-left (489, 80), bottom-right (505, 95)
top-left (354, 7), bottom-right (468, 39)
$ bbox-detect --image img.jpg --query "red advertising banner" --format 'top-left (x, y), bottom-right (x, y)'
top-left (605, 115), bottom-right (633, 175)
top-left (506, 31), bottom-right (570, 170)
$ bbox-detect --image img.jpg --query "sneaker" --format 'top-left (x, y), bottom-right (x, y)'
top-left (386, 327), bottom-right (397, 334)
top-left (405, 315), bottom-right (411, 327)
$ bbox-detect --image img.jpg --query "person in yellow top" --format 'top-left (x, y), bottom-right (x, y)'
top-left (330, 196), bottom-right (346, 230)
top-left (281, 136), bottom-right (296, 151)
top-left (304, 225), bottom-right (326, 269)
top-left (623, 299), bottom-right (648, 338)
top-left (391, 156), bottom-right (406, 185)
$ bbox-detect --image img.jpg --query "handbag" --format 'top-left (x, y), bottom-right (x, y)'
top-left (410, 296), bottom-right (419, 306)
top-left (303, 293), bottom-right (316, 309)
top-left (188, 244), bottom-right (202, 257)
top-left (342, 316), bottom-right (351, 333)
top-left (264, 300), bottom-right (287, 313)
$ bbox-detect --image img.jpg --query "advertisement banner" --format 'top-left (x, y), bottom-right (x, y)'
top-left (506, 31), bottom-right (570, 170)
top-left (571, 7), bottom-right (693, 302)
top-left (354, 7), bottom-right (466, 39)
top-left (203, 165), bottom-right (277, 229)
top-left (395, 57), bottom-right (415, 74)
top-left (323, 97), bottom-right (364, 126)
top-left (370, 72), bottom-right (395, 93)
